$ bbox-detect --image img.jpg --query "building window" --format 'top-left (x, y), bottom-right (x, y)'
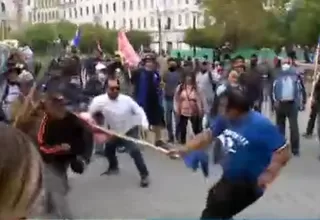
top-left (69, 8), bottom-right (72, 18)
top-left (123, 18), bottom-right (126, 27)
top-left (165, 17), bottom-right (171, 29)
top-left (0, 2), bottom-right (5, 12)
top-left (105, 4), bottom-right (109, 13)
top-left (129, 19), bottom-right (133, 29)
top-left (143, 0), bottom-right (147, 8)
top-left (178, 14), bottom-right (182, 26)
top-left (63, 10), bottom-right (66, 18)
top-left (185, 13), bottom-right (189, 26)
top-left (92, 5), bottom-right (95, 14)
top-left (150, 16), bottom-right (154, 27)
top-left (185, 0), bottom-right (189, 4)
top-left (99, 4), bottom-right (102, 13)
top-left (122, 1), bottom-right (126, 11)
top-left (113, 20), bottom-right (116, 28)
top-left (129, 0), bottom-right (133, 10)
top-left (137, 0), bottom-right (141, 9)
top-left (86, 6), bottom-right (89, 15)
top-left (137, 18), bottom-right (141, 28)
top-left (79, 7), bottom-right (83, 16)
top-left (113, 2), bottom-right (116, 12)
top-left (74, 8), bottom-right (77, 18)
top-left (143, 17), bottom-right (147, 28)
top-left (150, 0), bottom-right (154, 8)
top-left (106, 21), bottom-right (109, 29)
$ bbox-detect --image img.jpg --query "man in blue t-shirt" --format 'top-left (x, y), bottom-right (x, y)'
top-left (168, 87), bottom-right (291, 219)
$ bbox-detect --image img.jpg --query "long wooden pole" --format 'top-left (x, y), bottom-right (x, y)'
top-left (310, 43), bottom-right (320, 106)
top-left (12, 83), bottom-right (36, 127)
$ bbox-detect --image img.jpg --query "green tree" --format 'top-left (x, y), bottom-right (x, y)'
top-left (200, 0), bottom-right (290, 48)
top-left (289, 0), bottom-right (320, 45)
top-left (79, 23), bottom-right (116, 53)
top-left (52, 21), bottom-right (77, 41)
top-left (24, 23), bottom-right (56, 53)
top-left (125, 30), bottom-right (152, 50)
top-left (184, 25), bottom-right (224, 48)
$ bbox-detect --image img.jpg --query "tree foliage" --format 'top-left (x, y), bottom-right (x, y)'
top-left (8, 22), bottom-right (151, 54)
top-left (185, 0), bottom-right (295, 49)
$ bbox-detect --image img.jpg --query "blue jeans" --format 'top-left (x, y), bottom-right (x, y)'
top-left (164, 97), bottom-right (176, 141)
top-left (104, 126), bottom-right (149, 177)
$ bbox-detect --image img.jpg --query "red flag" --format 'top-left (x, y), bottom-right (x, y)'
top-left (117, 30), bottom-right (140, 67)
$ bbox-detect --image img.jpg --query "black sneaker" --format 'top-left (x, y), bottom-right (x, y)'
top-left (140, 176), bottom-right (150, 188)
top-left (155, 140), bottom-right (166, 147)
top-left (302, 133), bottom-right (313, 139)
top-left (292, 151), bottom-right (300, 157)
top-left (100, 167), bottom-right (119, 176)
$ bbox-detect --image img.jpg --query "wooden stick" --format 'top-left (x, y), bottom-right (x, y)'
top-left (12, 83), bottom-right (37, 127)
top-left (90, 123), bottom-right (171, 155)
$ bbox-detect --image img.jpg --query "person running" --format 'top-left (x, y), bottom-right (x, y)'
top-left (37, 77), bottom-right (94, 219)
top-left (168, 86), bottom-right (291, 219)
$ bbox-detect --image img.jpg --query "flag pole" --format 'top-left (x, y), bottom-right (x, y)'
top-left (310, 36), bottom-right (320, 106)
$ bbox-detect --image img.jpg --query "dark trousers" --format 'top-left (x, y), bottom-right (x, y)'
top-left (306, 104), bottom-right (318, 135)
top-left (177, 115), bottom-right (202, 144)
top-left (104, 126), bottom-right (149, 177)
top-left (200, 178), bottom-right (262, 219)
top-left (164, 97), bottom-right (175, 141)
top-left (44, 163), bottom-right (73, 219)
top-left (275, 101), bottom-right (299, 154)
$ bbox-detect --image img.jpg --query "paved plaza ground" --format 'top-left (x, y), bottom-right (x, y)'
top-left (66, 108), bottom-right (320, 219)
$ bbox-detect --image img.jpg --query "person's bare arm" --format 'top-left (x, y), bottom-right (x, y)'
top-left (182, 129), bottom-right (214, 153)
top-left (258, 143), bottom-right (291, 188)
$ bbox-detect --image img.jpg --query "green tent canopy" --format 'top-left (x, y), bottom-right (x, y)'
top-left (231, 48), bottom-right (259, 60)
top-left (170, 48), bottom-right (215, 61)
top-left (278, 47), bottom-right (288, 59)
top-left (258, 48), bottom-right (277, 60)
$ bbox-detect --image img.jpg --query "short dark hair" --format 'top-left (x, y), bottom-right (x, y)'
top-left (226, 86), bottom-right (251, 112)
top-left (251, 54), bottom-right (257, 58)
top-left (106, 76), bottom-right (120, 87)
top-left (232, 55), bottom-right (245, 63)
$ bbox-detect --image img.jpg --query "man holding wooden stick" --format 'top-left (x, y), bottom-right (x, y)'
top-left (88, 76), bottom-right (150, 187)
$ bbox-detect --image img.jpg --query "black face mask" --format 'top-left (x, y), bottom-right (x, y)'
top-left (201, 69), bottom-right (207, 73)
top-left (168, 66), bottom-right (176, 71)
top-left (251, 59), bottom-right (257, 66)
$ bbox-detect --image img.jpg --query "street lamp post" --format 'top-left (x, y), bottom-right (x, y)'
top-left (192, 12), bottom-right (196, 57)
top-left (157, 15), bottom-right (162, 54)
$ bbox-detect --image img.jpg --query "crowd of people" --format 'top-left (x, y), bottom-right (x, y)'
top-left (0, 45), bottom-right (315, 219)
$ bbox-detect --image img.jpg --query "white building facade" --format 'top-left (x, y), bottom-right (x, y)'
top-left (30, 0), bottom-right (204, 52)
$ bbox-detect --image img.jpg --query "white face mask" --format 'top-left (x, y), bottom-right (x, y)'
top-left (282, 64), bottom-right (290, 71)
top-left (98, 73), bottom-right (106, 83)
top-left (230, 82), bottom-right (238, 87)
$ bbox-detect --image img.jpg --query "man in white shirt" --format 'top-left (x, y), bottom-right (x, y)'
top-left (88, 77), bottom-right (150, 187)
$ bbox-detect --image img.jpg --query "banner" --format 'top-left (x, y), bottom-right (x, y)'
top-left (117, 30), bottom-right (140, 67)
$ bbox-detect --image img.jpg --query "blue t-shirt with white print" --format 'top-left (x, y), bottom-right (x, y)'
top-left (210, 111), bottom-right (285, 182)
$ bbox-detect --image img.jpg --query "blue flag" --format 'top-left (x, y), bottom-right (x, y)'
top-left (71, 26), bottom-right (81, 47)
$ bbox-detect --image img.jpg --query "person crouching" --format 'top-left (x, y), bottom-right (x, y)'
top-left (88, 77), bottom-right (150, 187)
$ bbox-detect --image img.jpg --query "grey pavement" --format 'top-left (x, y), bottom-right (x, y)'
top-left (67, 107), bottom-right (320, 219)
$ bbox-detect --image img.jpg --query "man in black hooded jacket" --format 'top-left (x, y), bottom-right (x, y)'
top-left (38, 77), bottom-right (93, 219)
